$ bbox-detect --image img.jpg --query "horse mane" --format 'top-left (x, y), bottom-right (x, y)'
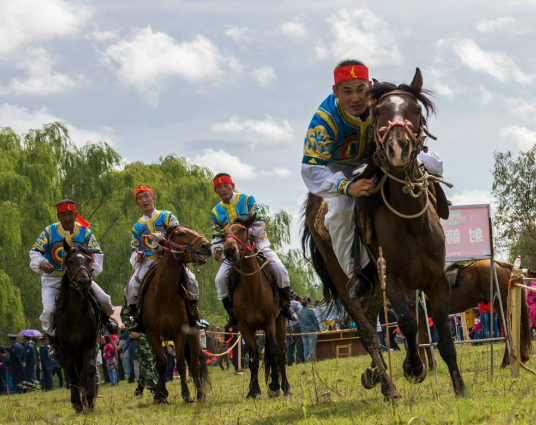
top-left (369, 81), bottom-right (436, 118)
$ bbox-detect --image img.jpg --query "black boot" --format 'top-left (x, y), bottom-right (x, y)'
top-left (134, 384), bottom-right (144, 398)
top-left (128, 304), bottom-right (145, 333)
top-left (222, 297), bottom-right (237, 329)
top-left (187, 299), bottom-right (203, 328)
top-left (349, 262), bottom-right (378, 299)
top-left (47, 335), bottom-right (60, 359)
top-left (279, 287), bottom-right (298, 321)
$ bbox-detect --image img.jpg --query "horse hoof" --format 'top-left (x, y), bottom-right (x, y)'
top-left (73, 405), bottom-right (83, 414)
top-left (246, 391), bottom-right (261, 399)
top-left (267, 389), bottom-right (280, 398)
top-left (153, 397), bottom-right (170, 404)
top-left (183, 396), bottom-right (195, 404)
top-left (383, 390), bottom-right (402, 402)
top-left (361, 367), bottom-right (380, 389)
top-left (403, 361), bottom-right (427, 384)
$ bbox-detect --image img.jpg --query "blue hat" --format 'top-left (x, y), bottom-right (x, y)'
top-left (7, 334), bottom-right (17, 339)
top-left (23, 335), bottom-right (31, 340)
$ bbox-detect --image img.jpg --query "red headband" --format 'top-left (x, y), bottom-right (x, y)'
top-left (213, 176), bottom-right (234, 190)
top-left (334, 65), bottom-right (369, 85)
top-left (135, 185), bottom-right (154, 199)
top-left (56, 203), bottom-right (76, 213)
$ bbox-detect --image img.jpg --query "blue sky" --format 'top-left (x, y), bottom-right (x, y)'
top-left (1, 0), bottom-right (535, 249)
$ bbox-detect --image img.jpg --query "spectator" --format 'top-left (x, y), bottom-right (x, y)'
top-left (7, 334), bottom-right (25, 393)
top-left (162, 341), bottom-right (175, 382)
top-left (297, 298), bottom-right (321, 362)
top-left (227, 326), bottom-right (245, 374)
top-left (470, 309), bottom-right (484, 343)
top-left (314, 301), bottom-right (328, 330)
top-left (22, 335), bottom-right (37, 387)
top-left (51, 359), bottom-right (66, 388)
top-left (103, 336), bottom-right (118, 386)
top-left (525, 274), bottom-right (536, 333)
top-left (478, 302), bottom-right (500, 338)
top-left (0, 346), bottom-right (8, 394)
top-left (39, 336), bottom-right (53, 391)
top-left (285, 290), bottom-right (304, 365)
top-left (379, 304), bottom-right (400, 351)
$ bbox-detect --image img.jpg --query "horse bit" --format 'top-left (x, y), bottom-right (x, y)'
top-left (224, 231), bottom-right (270, 276)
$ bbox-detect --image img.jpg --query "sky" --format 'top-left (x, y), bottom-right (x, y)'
top-left (1, 0), bottom-right (535, 250)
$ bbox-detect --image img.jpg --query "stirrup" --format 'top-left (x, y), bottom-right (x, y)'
top-left (49, 345), bottom-right (60, 360)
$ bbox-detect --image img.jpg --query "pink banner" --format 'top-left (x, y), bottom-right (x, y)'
top-left (440, 205), bottom-right (492, 260)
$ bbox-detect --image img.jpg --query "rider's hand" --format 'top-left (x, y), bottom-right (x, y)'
top-left (42, 262), bottom-right (54, 274)
top-left (347, 179), bottom-right (375, 198)
top-left (135, 251), bottom-right (145, 261)
top-left (214, 247), bottom-right (223, 262)
top-left (130, 332), bottom-right (138, 339)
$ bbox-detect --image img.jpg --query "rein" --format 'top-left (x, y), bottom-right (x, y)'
top-left (148, 227), bottom-right (203, 261)
top-left (225, 230), bottom-right (270, 276)
top-left (64, 249), bottom-right (94, 299)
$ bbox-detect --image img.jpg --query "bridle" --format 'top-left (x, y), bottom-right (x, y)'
top-left (148, 226), bottom-right (204, 261)
top-left (64, 247), bottom-right (93, 298)
top-left (224, 226), bottom-right (269, 276)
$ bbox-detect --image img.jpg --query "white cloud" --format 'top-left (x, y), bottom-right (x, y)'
top-left (280, 21), bottom-right (307, 40)
top-left (1, 48), bottom-right (82, 95)
top-left (224, 25), bottom-right (252, 43)
top-left (423, 67), bottom-right (463, 99)
top-left (445, 38), bottom-right (533, 84)
top-left (253, 67), bottom-right (276, 85)
top-left (450, 190), bottom-right (494, 206)
top-left (503, 96), bottom-right (536, 119)
top-left (499, 125), bottom-right (536, 150)
top-left (478, 86), bottom-right (495, 106)
top-left (211, 115), bottom-right (294, 143)
top-left (189, 149), bottom-right (291, 180)
top-left (476, 16), bottom-right (516, 33)
top-left (0, 0), bottom-right (91, 55)
top-left (102, 26), bottom-right (228, 106)
top-left (316, 8), bottom-right (402, 66)
top-left (91, 30), bottom-right (120, 43)
top-left (0, 103), bottom-right (115, 147)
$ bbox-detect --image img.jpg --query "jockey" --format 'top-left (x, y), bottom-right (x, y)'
top-left (210, 173), bottom-right (298, 328)
top-left (29, 199), bottom-right (115, 352)
top-left (301, 60), bottom-right (443, 298)
top-left (126, 185), bottom-right (202, 331)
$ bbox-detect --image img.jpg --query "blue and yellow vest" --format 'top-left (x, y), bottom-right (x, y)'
top-left (211, 193), bottom-right (264, 239)
top-left (131, 210), bottom-right (178, 259)
top-left (302, 93), bottom-right (373, 166)
top-left (31, 223), bottom-right (102, 274)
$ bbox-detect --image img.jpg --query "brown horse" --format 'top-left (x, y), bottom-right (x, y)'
top-left (224, 215), bottom-right (289, 398)
top-left (418, 259), bottom-right (532, 369)
top-left (55, 241), bottom-right (100, 413)
top-left (303, 68), bottom-right (466, 397)
top-left (140, 224), bottom-right (211, 404)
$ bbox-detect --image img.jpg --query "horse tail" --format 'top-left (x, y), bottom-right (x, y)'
top-left (184, 339), bottom-right (210, 391)
top-left (301, 192), bottom-right (339, 303)
top-left (521, 288), bottom-right (533, 358)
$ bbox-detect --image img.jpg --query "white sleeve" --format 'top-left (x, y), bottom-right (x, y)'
top-left (29, 250), bottom-right (46, 275)
top-left (210, 237), bottom-right (224, 256)
top-left (92, 253), bottom-right (104, 276)
top-left (418, 151), bottom-right (443, 176)
top-left (249, 222), bottom-right (266, 240)
top-left (301, 163), bottom-right (346, 198)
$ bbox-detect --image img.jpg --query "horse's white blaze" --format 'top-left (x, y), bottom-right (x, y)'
top-left (75, 253), bottom-right (86, 261)
top-left (389, 96), bottom-right (405, 122)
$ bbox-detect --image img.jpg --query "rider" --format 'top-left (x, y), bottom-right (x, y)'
top-left (126, 185), bottom-right (202, 331)
top-left (301, 60), bottom-right (443, 297)
top-left (29, 199), bottom-right (115, 354)
top-left (210, 173), bottom-right (298, 328)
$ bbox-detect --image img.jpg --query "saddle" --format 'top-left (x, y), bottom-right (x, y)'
top-left (444, 263), bottom-right (470, 288)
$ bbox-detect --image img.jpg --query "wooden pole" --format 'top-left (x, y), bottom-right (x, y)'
top-left (460, 311), bottom-right (469, 342)
top-left (507, 266), bottom-right (523, 377)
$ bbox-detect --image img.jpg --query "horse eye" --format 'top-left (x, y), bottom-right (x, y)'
top-left (178, 232), bottom-right (185, 237)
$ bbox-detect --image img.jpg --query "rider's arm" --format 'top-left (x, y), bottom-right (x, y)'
top-left (29, 227), bottom-right (50, 274)
top-left (85, 230), bottom-right (104, 276)
top-left (417, 150), bottom-right (443, 176)
top-left (210, 210), bottom-right (224, 256)
top-left (301, 163), bottom-right (354, 198)
top-left (130, 226), bottom-right (143, 267)
top-left (166, 211), bottom-right (180, 227)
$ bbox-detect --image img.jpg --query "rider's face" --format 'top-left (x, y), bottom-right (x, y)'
top-left (214, 183), bottom-right (235, 203)
top-left (136, 191), bottom-right (156, 215)
top-left (58, 211), bottom-right (76, 231)
top-left (333, 80), bottom-right (370, 117)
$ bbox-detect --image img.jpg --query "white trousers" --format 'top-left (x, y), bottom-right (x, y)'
top-left (215, 241), bottom-right (290, 300)
top-left (125, 258), bottom-right (199, 305)
top-left (40, 274), bottom-right (114, 336)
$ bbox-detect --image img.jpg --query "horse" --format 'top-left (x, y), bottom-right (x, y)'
top-left (140, 224), bottom-right (212, 404)
top-left (303, 68), bottom-right (466, 397)
top-left (223, 214), bottom-right (289, 398)
top-left (418, 259), bottom-right (532, 369)
top-left (54, 241), bottom-right (100, 413)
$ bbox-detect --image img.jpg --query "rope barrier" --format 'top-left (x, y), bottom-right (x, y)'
top-left (202, 335), bottom-right (241, 357)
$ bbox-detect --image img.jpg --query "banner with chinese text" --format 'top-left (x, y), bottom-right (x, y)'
top-left (440, 204), bottom-right (492, 260)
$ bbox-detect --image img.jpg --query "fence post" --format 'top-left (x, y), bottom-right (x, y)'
top-left (507, 264), bottom-right (523, 377)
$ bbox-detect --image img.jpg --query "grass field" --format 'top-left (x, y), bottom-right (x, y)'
top-left (2, 343), bottom-right (536, 424)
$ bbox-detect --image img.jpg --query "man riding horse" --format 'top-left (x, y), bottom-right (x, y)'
top-left (126, 185), bottom-right (203, 331)
top-left (29, 199), bottom-right (115, 356)
top-left (301, 60), bottom-right (444, 297)
top-left (210, 174), bottom-right (298, 327)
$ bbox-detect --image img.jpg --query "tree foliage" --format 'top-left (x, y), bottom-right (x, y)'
top-left (492, 145), bottom-right (536, 267)
top-left (0, 123), bottom-right (319, 331)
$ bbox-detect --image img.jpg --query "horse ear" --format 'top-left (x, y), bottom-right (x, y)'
top-left (63, 238), bottom-right (71, 254)
top-left (372, 78), bottom-right (379, 86)
top-left (410, 68), bottom-right (423, 90)
top-left (244, 213), bottom-right (257, 228)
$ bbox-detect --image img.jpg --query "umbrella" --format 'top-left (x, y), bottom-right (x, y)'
top-left (199, 319), bottom-right (211, 328)
top-left (17, 329), bottom-right (43, 338)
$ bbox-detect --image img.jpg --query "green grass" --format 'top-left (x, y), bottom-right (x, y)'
top-left (2, 344), bottom-right (536, 424)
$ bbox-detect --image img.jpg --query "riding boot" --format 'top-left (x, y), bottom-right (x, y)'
top-left (134, 384), bottom-right (144, 398)
top-left (222, 297), bottom-right (237, 329)
top-left (187, 299), bottom-right (203, 328)
top-left (278, 287), bottom-right (298, 321)
top-left (47, 335), bottom-right (59, 360)
top-left (349, 262), bottom-right (378, 299)
top-left (128, 304), bottom-right (145, 333)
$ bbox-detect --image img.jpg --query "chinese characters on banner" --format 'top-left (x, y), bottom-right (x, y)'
top-left (440, 205), bottom-right (492, 260)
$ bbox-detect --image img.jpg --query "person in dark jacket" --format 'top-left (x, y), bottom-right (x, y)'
top-left (0, 346), bottom-right (8, 394)
top-left (39, 336), bottom-right (54, 391)
top-left (7, 334), bottom-right (26, 393)
top-left (297, 298), bottom-right (321, 362)
top-left (22, 335), bottom-right (37, 385)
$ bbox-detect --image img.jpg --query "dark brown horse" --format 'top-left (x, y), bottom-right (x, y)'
top-left (303, 68), bottom-right (466, 397)
top-left (141, 224), bottom-right (211, 404)
top-left (418, 259), bottom-right (532, 369)
top-left (55, 241), bottom-right (100, 413)
top-left (224, 215), bottom-right (289, 398)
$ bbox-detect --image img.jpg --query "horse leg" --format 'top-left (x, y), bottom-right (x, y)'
top-left (428, 284), bottom-right (466, 396)
top-left (241, 326), bottom-right (261, 399)
top-left (276, 315), bottom-right (290, 395)
top-left (84, 345), bottom-right (97, 412)
top-left (387, 281), bottom-right (426, 384)
top-left (265, 321), bottom-right (281, 398)
top-left (186, 333), bottom-right (206, 402)
top-left (67, 360), bottom-right (83, 413)
top-left (146, 331), bottom-right (169, 404)
top-left (174, 334), bottom-right (194, 403)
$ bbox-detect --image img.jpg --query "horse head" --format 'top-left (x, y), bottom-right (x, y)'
top-left (370, 68), bottom-right (435, 171)
top-left (223, 213), bottom-right (257, 263)
top-left (162, 224), bottom-right (211, 264)
top-left (62, 239), bottom-right (93, 295)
